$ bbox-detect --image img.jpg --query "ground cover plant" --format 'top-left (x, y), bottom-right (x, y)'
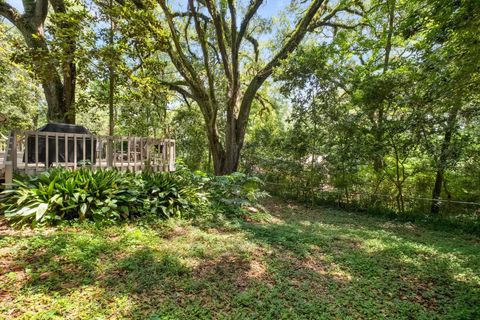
top-left (0, 167), bottom-right (266, 226)
top-left (0, 198), bottom-right (478, 319)
top-left (0, 0), bottom-right (479, 318)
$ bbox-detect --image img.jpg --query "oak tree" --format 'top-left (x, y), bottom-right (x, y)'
top-left (0, 0), bottom-right (85, 123)
top-left (123, 0), bottom-right (363, 174)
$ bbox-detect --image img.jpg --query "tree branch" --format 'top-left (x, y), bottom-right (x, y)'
top-left (308, 2), bottom-right (365, 32)
top-left (227, 0), bottom-right (237, 61)
top-left (316, 21), bottom-right (366, 31)
top-left (245, 34), bottom-right (259, 63)
top-left (33, 0), bottom-right (48, 27)
top-left (189, 0), bottom-right (217, 106)
top-left (205, 0), bottom-right (232, 84)
top-left (183, 14), bottom-right (199, 61)
top-left (238, 0), bottom-right (326, 131)
top-left (158, 79), bottom-right (193, 99)
top-left (157, 0), bottom-right (202, 91)
top-left (115, 0), bottom-right (145, 9)
top-left (207, 40), bottom-right (222, 65)
top-left (172, 11), bottom-right (211, 22)
top-left (235, 0), bottom-right (263, 50)
top-left (0, 0), bottom-right (22, 27)
top-left (49, 0), bottom-right (66, 13)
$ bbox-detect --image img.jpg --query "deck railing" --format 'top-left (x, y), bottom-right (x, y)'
top-left (1, 130), bottom-right (175, 187)
top-left (0, 135), bottom-right (7, 184)
top-left (0, 135), bottom-right (6, 152)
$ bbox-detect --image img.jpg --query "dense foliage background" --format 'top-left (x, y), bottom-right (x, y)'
top-left (1, 0), bottom-right (479, 227)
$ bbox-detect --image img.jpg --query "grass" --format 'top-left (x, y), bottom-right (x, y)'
top-left (0, 198), bottom-right (479, 319)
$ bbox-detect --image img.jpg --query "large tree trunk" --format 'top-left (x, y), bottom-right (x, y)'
top-left (431, 106), bottom-right (459, 214)
top-left (204, 114), bottom-right (242, 175)
top-left (206, 124), bottom-right (227, 175)
top-left (30, 44), bottom-right (75, 123)
top-left (63, 60), bottom-right (76, 124)
top-left (224, 98), bottom-right (242, 174)
top-left (431, 170), bottom-right (444, 215)
top-left (1, 0), bottom-right (76, 124)
top-left (149, 0), bottom-right (329, 175)
top-left (208, 139), bottom-right (241, 175)
top-left (40, 63), bottom-right (75, 124)
top-left (21, 21), bottom-right (73, 123)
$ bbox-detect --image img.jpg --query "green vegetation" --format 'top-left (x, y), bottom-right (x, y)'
top-left (242, 0), bottom-right (480, 220)
top-left (1, 0), bottom-right (480, 218)
top-left (0, 199), bottom-right (478, 319)
top-left (1, 1), bottom-right (480, 317)
top-left (0, 167), bottom-right (266, 226)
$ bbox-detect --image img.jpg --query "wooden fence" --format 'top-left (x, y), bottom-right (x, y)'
top-left (1, 130), bottom-right (175, 187)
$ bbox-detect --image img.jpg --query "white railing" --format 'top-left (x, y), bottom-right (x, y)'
top-left (0, 135), bottom-right (6, 163)
top-left (0, 135), bottom-right (6, 152)
top-left (2, 130), bottom-right (176, 187)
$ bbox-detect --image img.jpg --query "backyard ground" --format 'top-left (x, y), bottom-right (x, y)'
top-left (0, 198), bottom-right (479, 319)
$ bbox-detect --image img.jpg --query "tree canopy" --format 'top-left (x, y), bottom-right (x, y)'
top-left (1, 0), bottom-right (480, 215)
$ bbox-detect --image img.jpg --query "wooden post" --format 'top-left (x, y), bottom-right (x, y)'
top-left (91, 134), bottom-right (95, 170)
top-left (145, 138), bottom-right (150, 172)
top-left (163, 141), bottom-right (167, 172)
top-left (97, 137), bottom-right (100, 168)
top-left (151, 140), bottom-right (155, 172)
top-left (11, 131), bottom-right (17, 171)
top-left (153, 141), bottom-right (157, 172)
top-left (120, 137), bottom-right (124, 171)
top-left (24, 133), bottom-right (28, 172)
top-left (139, 138), bottom-right (143, 171)
top-left (73, 135), bottom-right (77, 170)
top-left (55, 135), bottom-right (59, 166)
top-left (133, 136), bottom-right (137, 172)
top-left (113, 137), bottom-right (117, 168)
top-left (127, 136), bottom-right (131, 171)
top-left (4, 162), bottom-right (12, 187)
top-left (64, 133), bottom-right (68, 169)
top-left (98, 137), bottom-right (102, 169)
top-left (107, 136), bottom-right (113, 168)
top-left (170, 140), bottom-right (176, 171)
top-left (4, 131), bottom-right (15, 188)
top-left (35, 133), bottom-right (39, 174)
top-left (82, 135), bottom-right (86, 165)
top-left (45, 133), bottom-right (49, 170)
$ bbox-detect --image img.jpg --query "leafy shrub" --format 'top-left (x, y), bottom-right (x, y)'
top-left (205, 172), bottom-right (269, 215)
top-left (0, 168), bottom-right (207, 226)
top-left (1, 169), bottom-right (134, 226)
top-left (136, 167), bottom-right (208, 218)
top-left (0, 167), bottom-right (267, 226)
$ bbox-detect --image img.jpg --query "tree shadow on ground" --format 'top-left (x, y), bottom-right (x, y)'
top-left (1, 202), bottom-right (479, 319)
top-left (261, 198), bottom-right (480, 259)
top-left (237, 202), bottom-right (480, 319)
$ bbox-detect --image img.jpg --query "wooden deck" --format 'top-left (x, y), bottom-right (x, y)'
top-left (0, 137), bottom-right (6, 181)
top-left (1, 131), bottom-right (175, 188)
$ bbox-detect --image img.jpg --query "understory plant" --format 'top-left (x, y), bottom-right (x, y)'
top-left (1, 169), bottom-right (135, 226)
top-left (205, 172), bottom-right (269, 215)
top-left (136, 166), bottom-right (208, 218)
top-left (0, 166), bottom-right (267, 226)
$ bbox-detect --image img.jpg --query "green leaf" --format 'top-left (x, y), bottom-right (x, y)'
top-left (80, 203), bottom-right (88, 215)
top-left (36, 203), bottom-right (49, 221)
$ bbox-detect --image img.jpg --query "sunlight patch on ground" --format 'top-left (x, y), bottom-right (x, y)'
top-left (1, 200), bottom-right (479, 319)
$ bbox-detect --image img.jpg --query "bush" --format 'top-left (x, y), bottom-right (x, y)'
top-left (136, 167), bottom-right (208, 218)
top-left (205, 172), bottom-right (269, 214)
top-left (1, 169), bottom-right (132, 226)
top-left (0, 167), bottom-right (267, 226)
top-left (0, 168), bottom-right (206, 226)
